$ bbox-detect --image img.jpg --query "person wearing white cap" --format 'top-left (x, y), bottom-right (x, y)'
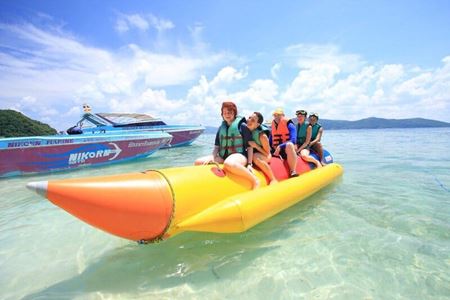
top-left (295, 110), bottom-right (322, 168)
top-left (308, 112), bottom-right (324, 164)
top-left (270, 108), bottom-right (298, 177)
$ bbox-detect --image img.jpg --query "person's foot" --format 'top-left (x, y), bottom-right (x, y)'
top-left (316, 162), bottom-right (323, 168)
top-left (269, 179), bottom-right (278, 185)
top-left (290, 171), bottom-right (299, 178)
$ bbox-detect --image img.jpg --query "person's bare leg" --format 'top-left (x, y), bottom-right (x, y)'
top-left (224, 153), bottom-right (260, 189)
top-left (300, 149), bottom-right (322, 168)
top-left (253, 152), bottom-right (277, 184)
top-left (315, 143), bottom-right (324, 164)
top-left (194, 155), bottom-right (224, 165)
top-left (285, 142), bottom-right (298, 176)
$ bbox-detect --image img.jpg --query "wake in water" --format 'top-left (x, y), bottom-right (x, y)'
top-left (425, 170), bottom-right (450, 193)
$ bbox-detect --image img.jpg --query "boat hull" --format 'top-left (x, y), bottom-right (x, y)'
top-left (0, 133), bottom-right (171, 177)
top-left (163, 127), bottom-right (204, 147)
top-left (82, 125), bottom-right (204, 148)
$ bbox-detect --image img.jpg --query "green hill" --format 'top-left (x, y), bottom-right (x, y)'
top-left (0, 109), bottom-right (57, 137)
top-left (204, 117), bottom-right (450, 133)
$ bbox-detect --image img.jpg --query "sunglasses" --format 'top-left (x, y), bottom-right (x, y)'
top-left (296, 110), bottom-right (307, 116)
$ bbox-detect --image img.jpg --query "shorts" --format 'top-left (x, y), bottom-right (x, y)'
top-left (271, 145), bottom-right (287, 159)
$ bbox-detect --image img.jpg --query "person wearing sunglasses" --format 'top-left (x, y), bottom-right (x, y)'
top-left (295, 110), bottom-right (322, 168)
top-left (195, 101), bottom-right (260, 189)
top-left (270, 108), bottom-right (298, 177)
top-left (246, 112), bottom-right (278, 185)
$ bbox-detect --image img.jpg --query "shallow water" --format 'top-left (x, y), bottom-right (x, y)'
top-left (1, 128), bottom-right (449, 299)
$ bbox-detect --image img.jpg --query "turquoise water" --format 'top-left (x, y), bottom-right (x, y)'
top-left (1, 128), bottom-right (449, 299)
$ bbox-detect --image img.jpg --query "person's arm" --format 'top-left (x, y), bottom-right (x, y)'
top-left (259, 134), bottom-right (271, 157)
top-left (240, 123), bottom-right (254, 168)
top-left (310, 127), bottom-right (323, 146)
top-left (297, 125), bottom-right (312, 153)
top-left (248, 133), bottom-right (270, 157)
top-left (212, 145), bottom-right (220, 158)
top-left (212, 130), bottom-right (220, 158)
top-left (247, 146), bottom-right (254, 168)
top-left (288, 122), bottom-right (297, 144)
top-left (278, 123), bottom-right (297, 148)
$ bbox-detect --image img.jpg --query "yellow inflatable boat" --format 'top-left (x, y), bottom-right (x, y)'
top-left (27, 156), bottom-right (343, 243)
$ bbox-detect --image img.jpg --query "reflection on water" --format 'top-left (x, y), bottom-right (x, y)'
top-left (1, 128), bottom-right (450, 299)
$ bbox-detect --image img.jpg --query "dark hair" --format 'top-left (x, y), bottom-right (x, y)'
top-left (221, 101), bottom-right (237, 117)
top-left (253, 112), bottom-right (264, 124)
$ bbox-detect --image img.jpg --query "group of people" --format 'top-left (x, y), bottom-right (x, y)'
top-left (195, 101), bottom-right (325, 189)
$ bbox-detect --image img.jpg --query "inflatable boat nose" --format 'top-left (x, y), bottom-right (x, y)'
top-left (28, 172), bottom-right (174, 242)
top-left (27, 181), bottom-right (48, 198)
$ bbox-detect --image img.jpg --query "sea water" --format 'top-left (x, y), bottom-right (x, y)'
top-left (0, 128), bottom-right (449, 300)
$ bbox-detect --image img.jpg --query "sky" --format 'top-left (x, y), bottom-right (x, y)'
top-left (1, 0), bottom-right (450, 130)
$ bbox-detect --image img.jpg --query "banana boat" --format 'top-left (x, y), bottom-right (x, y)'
top-left (27, 151), bottom-right (343, 243)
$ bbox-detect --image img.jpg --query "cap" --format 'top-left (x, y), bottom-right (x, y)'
top-left (272, 108), bottom-right (284, 115)
top-left (309, 112), bottom-right (319, 119)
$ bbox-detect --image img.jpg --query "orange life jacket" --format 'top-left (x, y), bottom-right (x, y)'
top-left (271, 118), bottom-right (291, 147)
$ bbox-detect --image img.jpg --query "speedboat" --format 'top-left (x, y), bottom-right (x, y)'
top-left (0, 131), bottom-right (172, 177)
top-left (67, 105), bottom-right (204, 148)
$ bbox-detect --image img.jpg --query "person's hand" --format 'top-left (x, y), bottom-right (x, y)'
top-left (248, 141), bottom-right (257, 148)
top-left (273, 146), bottom-right (280, 157)
top-left (202, 158), bottom-right (215, 165)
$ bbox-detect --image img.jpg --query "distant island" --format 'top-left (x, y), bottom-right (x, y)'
top-left (0, 109), bottom-right (57, 138)
top-left (318, 117), bottom-right (450, 130)
top-left (204, 117), bottom-right (450, 133)
top-left (1, 109), bottom-right (449, 137)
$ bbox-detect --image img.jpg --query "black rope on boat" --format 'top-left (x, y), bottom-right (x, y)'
top-left (136, 169), bottom-right (177, 244)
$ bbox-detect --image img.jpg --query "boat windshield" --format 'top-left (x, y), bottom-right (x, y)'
top-left (97, 113), bottom-right (166, 126)
top-left (77, 113), bottom-right (111, 129)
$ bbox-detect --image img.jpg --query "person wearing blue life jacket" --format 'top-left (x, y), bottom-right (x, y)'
top-left (195, 101), bottom-right (260, 189)
top-left (308, 112), bottom-right (324, 164)
top-left (295, 110), bottom-right (322, 168)
top-left (270, 108), bottom-right (298, 177)
top-left (246, 112), bottom-right (277, 185)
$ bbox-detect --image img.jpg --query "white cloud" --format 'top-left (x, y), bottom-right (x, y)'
top-left (0, 21), bottom-right (232, 129)
top-left (279, 51), bottom-right (450, 122)
top-left (1, 17), bottom-right (449, 131)
top-left (148, 14), bottom-right (175, 32)
top-left (285, 43), bottom-right (364, 73)
top-left (184, 66), bottom-right (250, 125)
top-left (115, 18), bottom-right (129, 34)
top-left (209, 66), bottom-right (248, 92)
top-left (128, 14), bottom-right (150, 31)
top-left (184, 68), bottom-right (281, 125)
top-left (232, 79), bottom-right (279, 105)
top-left (271, 63), bottom-right (281, 79)
top-left (108, 88), bottom-right (187, 119)
top-left (282, 63), bottom-right (341, 102)
top-left (115, 13), bottom-right (174, 34)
